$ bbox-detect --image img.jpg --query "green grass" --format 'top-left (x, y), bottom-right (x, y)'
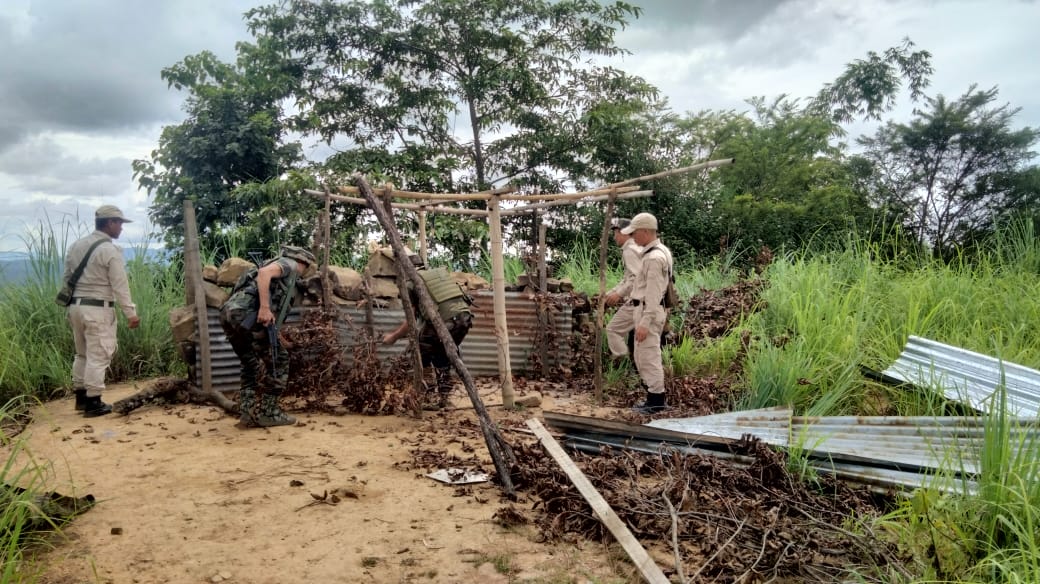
top-left (0, 217), bottom-right (185, 404)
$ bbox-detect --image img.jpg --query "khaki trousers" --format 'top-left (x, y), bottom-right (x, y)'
top-left (68, 305), bottom-right (118, 397)
top-left (606, 304), bottom-right (637, 357)
top-left (632, 305), bottom-right (665, 393)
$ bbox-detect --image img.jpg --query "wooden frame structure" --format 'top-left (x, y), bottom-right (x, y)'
top-left (300, 157), bottom-right (734, 408)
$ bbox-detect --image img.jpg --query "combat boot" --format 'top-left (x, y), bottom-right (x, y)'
top-left (632, 391), bottom-right (666, 414)
top-left (74, 388), bottom-right (87, 411)
top-left (237, 388), bottom-right (258, 426)
top-left (83, 395), bottom-right (112, 417)
top-left (255, 394), bottom-right (296, 427)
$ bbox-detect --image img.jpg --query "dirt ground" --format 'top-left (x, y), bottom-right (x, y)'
top-left (13, 381), bottom-right (636, 584)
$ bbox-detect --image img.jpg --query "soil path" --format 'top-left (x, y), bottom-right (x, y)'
top-left (13, 382), bottom-right (631, 584)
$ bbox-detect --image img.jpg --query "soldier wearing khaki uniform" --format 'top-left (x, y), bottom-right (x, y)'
top-left (604, 218), bottom-right (643, 360)
top-left (620, 212), bottom-right (673, 413)
top-left (65, 205), bottom-right (140, 417)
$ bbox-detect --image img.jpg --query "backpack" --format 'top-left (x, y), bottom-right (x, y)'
top-left (642, 244), bottom-right (679, 309)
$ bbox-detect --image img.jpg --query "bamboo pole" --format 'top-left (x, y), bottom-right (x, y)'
top-left (500, 189), bottom-right (653, 217)
top-left (487, 192), bottom-right (515, 408)
top-left (333, 184), bottom-right (516, 201)
top-left (417, 208), bottom-right (429, 266)
top-left (302, 189), bottom-right (490, 217)
top-left (593, 192), bottom-right (617, 402)
top-left (605, 157), bottom-right (735, 189)
top-left (182, 201), bottom-right (213, 395)
top-left (320, 190), bottom-right (332, 308)
top-left (537, 216), bottom-right (549, 378)
top-left (354, 174), bottom-right (516, 495)
top-left (499, 184), bottom-right (640, 202)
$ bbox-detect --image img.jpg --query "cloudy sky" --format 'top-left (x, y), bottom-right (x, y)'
top-left (1, 0), bottom-right (1037, 252)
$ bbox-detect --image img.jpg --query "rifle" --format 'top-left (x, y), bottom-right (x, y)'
top-left (267, 323), bottom-right (280, 380)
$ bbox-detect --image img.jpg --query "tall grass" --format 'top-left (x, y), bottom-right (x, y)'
top-left (0, 217), bottom-right (185, 403)
top-left (0, 396), bottom-right (51, 582)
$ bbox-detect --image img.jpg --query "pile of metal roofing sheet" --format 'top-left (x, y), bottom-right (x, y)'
top-left (543, 409), bottom-right (1040, 495)
top-left (878, 335), bottom-right (1040, 417)
top-left (201, 290), bottom-right (573, 393)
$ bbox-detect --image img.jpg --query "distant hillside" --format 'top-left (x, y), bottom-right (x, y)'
top-left (0, 248), bottom-right (166, 287)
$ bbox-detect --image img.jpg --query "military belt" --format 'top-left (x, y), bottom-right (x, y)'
top-left (72, 298), bottom-right (115, 308)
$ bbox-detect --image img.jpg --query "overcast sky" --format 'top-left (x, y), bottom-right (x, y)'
top-left (1, 0), bottom-right (1037, 253)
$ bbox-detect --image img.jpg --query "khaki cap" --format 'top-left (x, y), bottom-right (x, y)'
top-left (620, 212), bottom-right (657, 235)
top-left (95, 205), bottom-right (132, 223)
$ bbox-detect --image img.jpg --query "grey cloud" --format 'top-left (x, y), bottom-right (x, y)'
top-left (0, 0), bottom-right (258, 152)
top-left (0, 135), bottom-right (132, 198)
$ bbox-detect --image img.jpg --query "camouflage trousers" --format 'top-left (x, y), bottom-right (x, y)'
top-left (219, 312), bottom-right (290, 398)
top-left (418, 313), bottom-right (472, 394)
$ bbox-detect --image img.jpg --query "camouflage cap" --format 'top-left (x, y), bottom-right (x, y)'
top-left (280, 245), bottom-right (316, 266)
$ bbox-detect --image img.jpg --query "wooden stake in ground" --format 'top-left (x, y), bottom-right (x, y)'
top-left (354, 174), bottom-right (517, 496)
top-left (487, 192), bottom-right (515, 408)
top-left (593, 192), bottom-right (618, 402)
top-left (526, 418), bottom-right (669, 584)
top-left (181, 201), bottom-right (236, 413)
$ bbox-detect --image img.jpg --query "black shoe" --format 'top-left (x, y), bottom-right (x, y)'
top-left (83, 395), bottom-right (112, 417)
top-left (74, 389), bottom-right (87, 411)
top-left (632, 391), bottom-right (666, 414)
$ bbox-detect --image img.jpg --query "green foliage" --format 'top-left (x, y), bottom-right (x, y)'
top-left (0, 219), bottom-right (185, 403)
top-left (133, 49), bottom-right (304, 257)
top-left (0, 396), bottom-right (51, 581)
top-left (856, 85), bottom-right (1040, 257)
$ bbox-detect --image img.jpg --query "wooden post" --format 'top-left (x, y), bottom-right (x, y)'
top-left (321, 190), bottom-right (332, 308)
top-left (593, 192), bottom-right (618, 402)
top-left (487, 193), bottom-right (515, 408)
top-left (182, 201), bottom-right (213, 395)
top-left (537, 214), bottom-right (549, 378)
top-left (417, 207), bottom-right (429, 266)
top-left (384, 185), bottom-right (425, 418)
top-left (526, 419), bottom-right (670, 584)
top-left (355, 174), bottom-right (516, 495)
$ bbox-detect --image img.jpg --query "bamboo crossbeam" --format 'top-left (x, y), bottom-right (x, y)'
top-left (500, 189), bottom-right (654, 217)
top-left (605, 158), bottom-right (735, 189)
top-left (302, 188), bottom-right (489, 216)
top-left (496, 184), bottom-right (640, 202)
top-left (332, 184), bottom-right (516, 201)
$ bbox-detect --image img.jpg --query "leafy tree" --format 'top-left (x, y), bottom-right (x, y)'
top-left (812, 37), bottom-right (934, 124)
top-left (132, 50), bottom-right (307, 258)
top-left (855, 85), bottom-right (1040, 255)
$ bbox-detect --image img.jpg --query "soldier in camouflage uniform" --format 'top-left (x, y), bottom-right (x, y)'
top-left (219, 246), bottom-right (316, 427)
top-left (382, 254), bottom-right (474, 410)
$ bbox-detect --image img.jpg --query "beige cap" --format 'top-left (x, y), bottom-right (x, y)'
top-left (620, 212), bottom-right (657, 235)
top-left (95, 205), bottom-right (132, 223)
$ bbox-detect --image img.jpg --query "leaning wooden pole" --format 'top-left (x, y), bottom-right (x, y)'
top-left (354, 174), bottom-right (517, 495)
top-left (487, 193), bottom-right (515, 408)
top-left (593, 192), bottom-right (617, 402)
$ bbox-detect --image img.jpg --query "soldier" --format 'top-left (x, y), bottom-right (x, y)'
top-left (604, 217), bottom-right (643, 365)
top-left (620, 212), bottom-right (674, 413)
top-left (219, 245), bottom-right (316, 427)
top-left (382, 253), bottom-right (474, 410)
top-left (65, 205), bottom-right (141, 417)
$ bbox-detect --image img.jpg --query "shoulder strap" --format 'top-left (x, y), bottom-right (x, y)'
top-left (66, 239), bottom-right (109, 291)
top-left (274, 269), bottom-right (298, 327)
top-left (641, 244), bottom-right (674, 277)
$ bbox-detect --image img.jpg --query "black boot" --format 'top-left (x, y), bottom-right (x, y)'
top-left (632, 391), bottom-right (666, 414)
top-left (74, 388), bottom-right (87, 411)
top-left (83, 395), bottom-right (112, 417)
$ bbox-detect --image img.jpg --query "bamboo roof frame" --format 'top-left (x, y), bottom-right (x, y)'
top-left (300, 157), bottom-right (735, 407)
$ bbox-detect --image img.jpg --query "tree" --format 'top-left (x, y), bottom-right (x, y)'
top-left (856, 86), bottom-right (1040, 255)
top-left (244, 0), bottom-right (657, 191)
top-left (132, 50), bottom-right (305, 257)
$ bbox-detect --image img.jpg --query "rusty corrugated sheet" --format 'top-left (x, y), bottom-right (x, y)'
top-left (199, 290), bottom-right (572, 393)
top-left (881, 335), bottom-right (1040, 417)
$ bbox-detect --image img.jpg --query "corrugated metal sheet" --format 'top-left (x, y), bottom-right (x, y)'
top-left (199, 290), bottom-right (572, 393)
top-left (648, 407), bottom-right (1040, 477)
top-left (546, 409), bottom-right (1001, 494)
top-left (881, 335), bottom-right (1040, 417)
